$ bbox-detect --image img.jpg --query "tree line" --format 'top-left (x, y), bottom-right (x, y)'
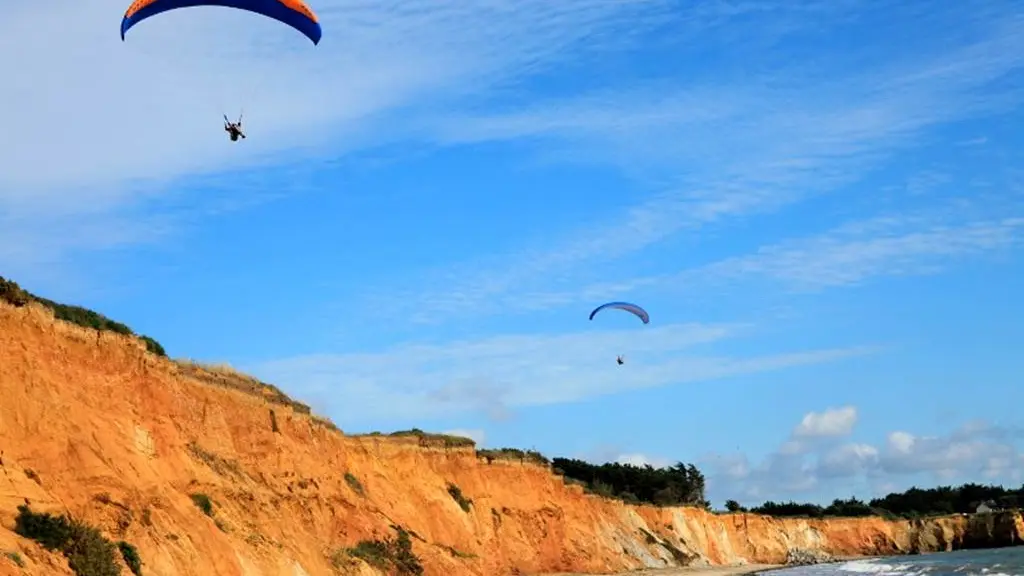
top-left (552, 458), bottom-right (709, 507)
top-left (726, 483), bottom-right (1024, 518)
top-left (548, 454), bottom-right (1023, 519)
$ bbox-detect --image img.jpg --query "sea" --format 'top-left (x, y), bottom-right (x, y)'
top-left (757, 549), bottom-right (1024, 576)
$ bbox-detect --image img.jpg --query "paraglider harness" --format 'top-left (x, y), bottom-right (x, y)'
top-left (224, 114), bottom-right (245, 141)
top-left (616, 355), bottom-right (625, 365)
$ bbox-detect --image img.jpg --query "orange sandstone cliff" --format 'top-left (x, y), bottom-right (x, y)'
top-left (0, 300), bottom-right (1021, 576)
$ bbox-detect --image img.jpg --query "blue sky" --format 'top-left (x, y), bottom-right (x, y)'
top-left (3, 0), bottom-right (1024, 507)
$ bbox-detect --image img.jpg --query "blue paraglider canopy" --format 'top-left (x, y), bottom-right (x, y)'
top-left (588, 301), bottom-right (649, 324)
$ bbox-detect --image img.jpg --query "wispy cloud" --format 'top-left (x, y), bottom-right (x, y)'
top-left (613, 211), bottom-right (1024, 297)
top-left (248, 322), bottom-right (874, 425)
top-left (384, 206), bottom-right (1024, 324)
top-left (371, 4), bottom-right (1024, 321)
top-left (1, 0), bottom-right (679, 194)
top-left (1, 0), bottom-right (706, 268)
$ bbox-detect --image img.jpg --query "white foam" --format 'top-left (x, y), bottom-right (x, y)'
top-left (839, 560), bottom-right (917, 576)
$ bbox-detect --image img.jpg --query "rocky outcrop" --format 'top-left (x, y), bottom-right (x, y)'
top-left (785, 548), bottom-right (834, 566)
top-left (963, 511), bottom-right (1024, 549)
top-left (0, 300), bottom-right (1021, 576)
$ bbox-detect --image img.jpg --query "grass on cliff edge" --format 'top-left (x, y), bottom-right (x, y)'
top-left (0, 275), bottom-right (316, 416)
top-left (0, 276), bottom-right (165, 357)
top-left (355, 428), bottom-right (477, 448)
top-left (0, 276), bottom-right (547, 465)
top-left (350, 431), bottom-right (548, 465)
top-left (174, 358), bottom-right (313, 415)
top-left (0, 276), bottom-right (548, 462)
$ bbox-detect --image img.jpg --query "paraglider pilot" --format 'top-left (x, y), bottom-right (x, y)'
top-left (588, 301), bottom-right (648, 367)
top-left (224, 115), bottom-right (245, 141)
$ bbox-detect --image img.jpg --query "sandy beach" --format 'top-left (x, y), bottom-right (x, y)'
top-left (539, 563), bottom-right (784, 576)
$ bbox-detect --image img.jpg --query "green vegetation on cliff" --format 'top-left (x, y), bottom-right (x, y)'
top-left (478, 447), bottom-right (551, 466)
top-left (355, 428), bottom-right (477, 448)
top-left (0, 276), bottom-right (166, 357)
top-left (14, 504), bottom-right (132, 576)
top-left (336, 525), bottom-right (423, 575)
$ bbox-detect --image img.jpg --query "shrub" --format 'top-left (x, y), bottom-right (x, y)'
top-left (447, 483), bottom-right (473, 512)
top-left (139, 336), bottom-right (165, 357)
top-left (189, 493), bottom-right (213, 517)
top-left (4, 551), bottom-right (25, 567)
top-left (118, 541), bottom-right (142, 575)
top-left (14, 505), bottom-right (129, 576)
top-left (64, 522), bottom-right (120, 576)
top-left (389, 528), bottom-right (423, 576)
top-left (725, 500), bottom-right (746, 512)
top-left (344, 472), bottom-right (365, 497)
top-left (342, 526), bottom-right (422, 576)
top-left (36, 296), bottom-right (132, 334)
top-left (346, 539), bottom-right (390, 568)
top-left (14, 504), bottom-right (74, 551)
top-left (0, 277), bottom-right (31, 306)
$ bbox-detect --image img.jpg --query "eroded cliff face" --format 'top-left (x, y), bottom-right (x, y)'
top-left (0, 301), bottom-right (1019, 576)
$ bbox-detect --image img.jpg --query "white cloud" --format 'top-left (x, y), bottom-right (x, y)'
top-left (249, 322), bottom-right (874, 425)
top-left (887, 431), bottom-right (916, 454)
top-left (818, 443), bottom-right (879, 479)
top-left (365, 5), bottom-right (1024, 322)
top-left (877, 423), bottom-right (1024, 480)
top-left (794, 406), bottom-right (858, 438)
top-left (703, 410), bottom-right (1024, 506)
top-left (703, 405), bottom-right (860, 501)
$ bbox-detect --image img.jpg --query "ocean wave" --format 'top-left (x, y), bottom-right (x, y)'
top-left (838, 560), bottom-right (922, 576)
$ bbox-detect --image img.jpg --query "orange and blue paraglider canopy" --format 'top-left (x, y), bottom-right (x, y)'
top-left (120, 0), bottom-right (322, 45)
